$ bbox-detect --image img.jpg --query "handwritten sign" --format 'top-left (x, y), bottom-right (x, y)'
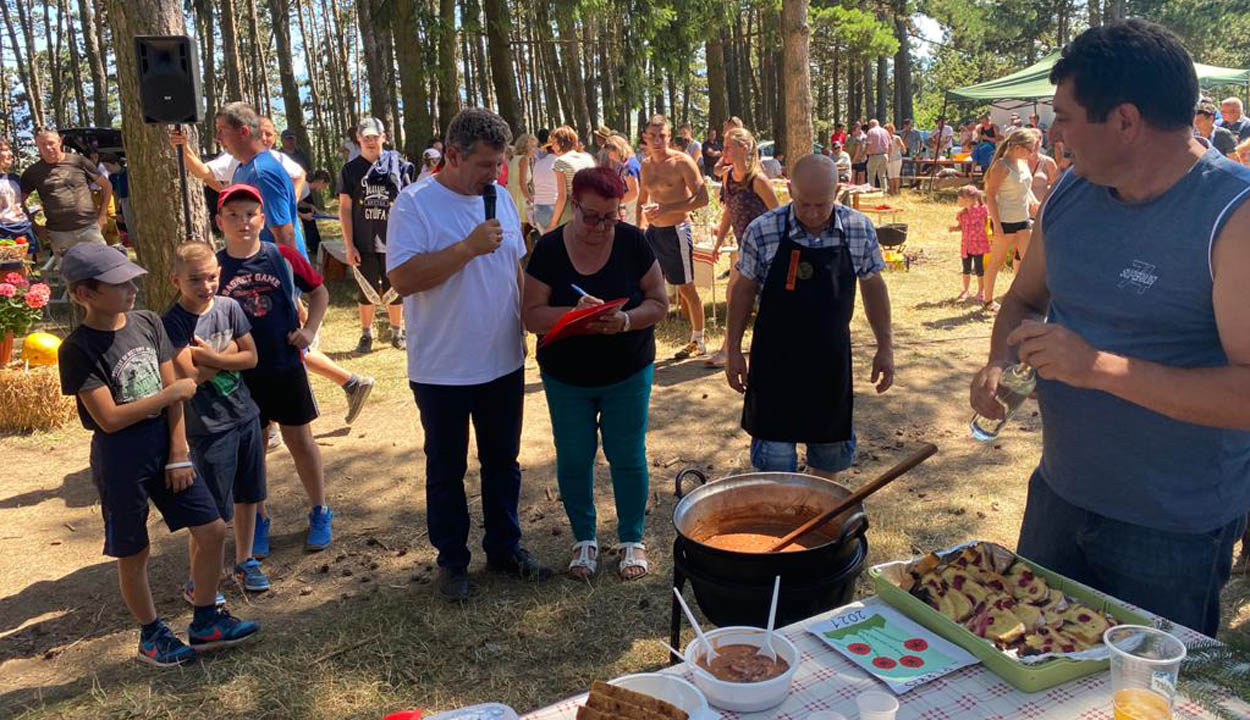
top-left (807, 600), bottom-right (979, 694)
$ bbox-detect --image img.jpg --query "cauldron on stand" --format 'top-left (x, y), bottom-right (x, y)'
top-left (668, 468), bottom-right (870, 657)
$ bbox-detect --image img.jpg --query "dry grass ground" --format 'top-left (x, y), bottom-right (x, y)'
top-left (1, 190), bottom-right (1246, 719)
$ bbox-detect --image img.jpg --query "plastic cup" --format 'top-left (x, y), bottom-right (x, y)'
top-left (1104, 625), bottom-right (1186, 720)
top-left (855, 690), bottom-right (899, 720)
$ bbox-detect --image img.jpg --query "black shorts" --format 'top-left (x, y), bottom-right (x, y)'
top-left (852, 161), bottom-right (868, 172)
top-left (1000, 220), bottom-right (1031, 234)
top-left (92, 419), bottom-right (221, 558)
top-left (244, 365), bottom-right (319, 427)
top-left (188, 418), bottom-right (268, 520)
top-left (962, 254), bottom-right (985, 276)
top-left (356, 251), bottom-right (400, 306)
top-left (643, 222), bottom-right (695, 285)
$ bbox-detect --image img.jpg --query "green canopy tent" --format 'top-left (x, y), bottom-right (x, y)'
top-left (947, 51), bottom-right (1250, 105)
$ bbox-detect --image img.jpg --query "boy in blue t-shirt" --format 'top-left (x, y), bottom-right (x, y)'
top-left (164, 241), bottom-right (270, 596)
top-left (214, 184), bottom-right (335, 553)
top-left (57, 243), bottom-right (258, 668)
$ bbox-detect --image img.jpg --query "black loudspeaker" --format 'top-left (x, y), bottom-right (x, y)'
top-left (134, 35), bottom-right (202, 124)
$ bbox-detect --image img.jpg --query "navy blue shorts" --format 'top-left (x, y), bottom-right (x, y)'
top-left (91, 418), bottom-right (221, 558)
top-left (244, 365), bottom-right (319, 427)
top-left (188, 419), bottom-right (267, 521)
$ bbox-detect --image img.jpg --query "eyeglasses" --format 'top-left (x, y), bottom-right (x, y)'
top-left (575, 203), bottom-right (619, 227)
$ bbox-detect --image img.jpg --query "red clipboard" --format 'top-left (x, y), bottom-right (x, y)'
top-left (538, 298), bottom-right (628, 347)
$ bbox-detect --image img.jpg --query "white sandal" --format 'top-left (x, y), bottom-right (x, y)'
top-left (568, 540), bottom-right (599, 579)
top-left (616, 542), bottom-right (648, 580)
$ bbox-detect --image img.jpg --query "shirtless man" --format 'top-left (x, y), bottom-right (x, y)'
top-left (639, 115), bottom-right (709, 359)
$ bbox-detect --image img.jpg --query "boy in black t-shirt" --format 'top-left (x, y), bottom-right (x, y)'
top-left (215, 184), bottom-right (335, 555)
top-left (57, 243), bottom-right (259, 668)
top-left (164, 241), bottom-right (270, 596)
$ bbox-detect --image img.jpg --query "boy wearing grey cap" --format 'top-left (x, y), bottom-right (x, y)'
top-left (57, 243), bottom-right (259, 668)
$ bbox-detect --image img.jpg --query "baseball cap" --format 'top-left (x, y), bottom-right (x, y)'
top-left (357, 117), bottom-right (385, 137)
top-left (61, 243), bottom-right (147, 285)
top-left (832, 141), bottom-right (842, 148)
top-left (423, 148), bottom-right (442, 161)
top-left (281, 128), bottom-right (296, 140)
top-left (216, 183), bottom-right (264, 212)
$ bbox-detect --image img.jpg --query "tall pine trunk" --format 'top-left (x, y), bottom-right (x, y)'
top-left (356, 0), bottom-right (396, 131)
top-left (108, 0), bottom-right (210, 309)
top-left (79, 0), bottom-right (109, 124)
top-left (219, 0), bottom-right (244, 100)
top-left (706, 36), bottom-right (727, 134)
top-left (436, 0), bottom-right (459, 138)
top-left (44, 0), bottom-right (66, 128)
top-left (394, 0), bottom-right (432, 156)
top-left (61, 0), bottom-right (89, 124)
top-left (893, 6), bottom-right (912, 126)
top-left (484, 0), bottom-right (521, 131)
top-left (268, 0), bottom-right (310, 152)
top-left (9, 0), bottom-right (45, 128)
top-left (876, 56), bottom-right (888, 122)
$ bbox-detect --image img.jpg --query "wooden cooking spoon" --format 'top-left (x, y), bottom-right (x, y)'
top-left (767, 443), bottom-right (938, 553)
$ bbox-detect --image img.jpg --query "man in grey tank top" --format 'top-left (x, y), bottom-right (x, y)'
top-left (970, 20), bottom-right (1250, 637)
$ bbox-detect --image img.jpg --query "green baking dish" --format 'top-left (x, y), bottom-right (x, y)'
top-left (869, 547), bottom-right (1152, 693)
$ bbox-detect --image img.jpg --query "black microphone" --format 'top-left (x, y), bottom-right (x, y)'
top-left (482, 184), bottom-right (496, 221)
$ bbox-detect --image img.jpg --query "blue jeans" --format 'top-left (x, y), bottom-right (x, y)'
top-left (1018, 470), bottom-right (1244, 637)
top-left (750, 429), bottom-right (857, 473)
top-left (543, 365), bottom-right (653, 544)
top-left (409, 367), bottom-right (524, 570)
top-left (532, 204), bottom-right (555, 231)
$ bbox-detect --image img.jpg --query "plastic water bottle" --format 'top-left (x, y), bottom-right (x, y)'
top-left (970, 363), bottom-right (1037, 442)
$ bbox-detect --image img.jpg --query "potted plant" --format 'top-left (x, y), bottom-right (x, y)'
top-left (0, 272), bottom-right (51, 364)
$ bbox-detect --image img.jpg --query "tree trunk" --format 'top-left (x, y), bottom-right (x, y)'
top-left (436, 0), bottom-right (459, 137)
top-left (780, 0), bottom-right (811, 167)
top-left (394, 0), bottom-right (432, 157)
top-left (266, 0), bottom-right (309, 153)
top-left (193, 0), bottom-right (216, 146)
top-left (242, 0), bottom-right (271, 115)
top-left (832, 49), bottom-right (840, 125)
top-left (554, 7), bottom-right (590, 137)
top-left (533, 4), bottom-right (562, 125)
top-left (582, 18), bottom-right (597, 129)
top-left (1106, 0), bottom-right (1123, 22)
top-left (862, 58), bottom-right (873, 122)
top-left (219, 0), bottom-right (244, 100)
top-left (465, 0), bottom-right (491, 108)
top-left (893, 6), bottom-right (912, 126)
top-left (1088, 0), bottom-right (1100, 28)
top-left (62, 0), bottom-right (89, 125)
top-left (78, 0), bottom-right (108, 124)
top-left (483, 0), bottom-right (521, 132)
top-left (295, 0), bottom-right (331, 165)
top-left (706, 36), bottom-right (727, 135)
top-left (738, 12), bottom-right (756, 130)
top-left (356, 0), bottom-right (396, 131)
top-left (11, 0), bottom-right (44, 129)
top-left (876, 55), bottom-right (888, 122)
top-left (107, 0), bottom-right (211, 309)
top-left (44, 0), bottom-right (66, 128)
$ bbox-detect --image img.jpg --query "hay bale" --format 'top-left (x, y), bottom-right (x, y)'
top-left (0, 365), bottom-right (75, 433)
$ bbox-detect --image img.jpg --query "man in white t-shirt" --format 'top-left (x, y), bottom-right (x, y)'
top-left (386, 108), bottom-right (552, 601)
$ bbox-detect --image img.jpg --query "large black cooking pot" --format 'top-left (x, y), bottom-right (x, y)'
top-left (672, 468), bottom-right (870, 627)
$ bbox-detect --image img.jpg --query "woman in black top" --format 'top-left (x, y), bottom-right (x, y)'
top-left (522, 167), bottom-right (668, 581)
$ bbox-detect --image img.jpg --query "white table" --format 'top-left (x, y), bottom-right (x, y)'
top-left (523, 597), bottom-right (1244, 720)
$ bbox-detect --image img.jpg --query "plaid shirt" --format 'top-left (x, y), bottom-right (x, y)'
top-left (736, 204), bottom-right (885, 288)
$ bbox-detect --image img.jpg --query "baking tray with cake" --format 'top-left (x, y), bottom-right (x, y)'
top-left (869, 540), bottom-right (1152, 692)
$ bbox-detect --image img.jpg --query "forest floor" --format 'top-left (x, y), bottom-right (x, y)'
top-left (2, 190), bottom-right (1247, 719)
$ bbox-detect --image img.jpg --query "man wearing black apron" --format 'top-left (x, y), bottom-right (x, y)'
top-left (725, 154), bottom-right (895, 478)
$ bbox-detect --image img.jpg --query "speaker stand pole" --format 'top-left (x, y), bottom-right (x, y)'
top-left (173, 123), bottom-right (196, 243)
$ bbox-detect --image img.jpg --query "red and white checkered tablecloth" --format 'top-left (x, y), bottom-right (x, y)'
top-left (522, 597), bottom-right (1245, 720)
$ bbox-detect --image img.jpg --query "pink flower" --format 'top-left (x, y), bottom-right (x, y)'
top-left (24, 291), bottom-right (46, 308)
top-left (28, 283), bottom-right (50, 298)
top-left (0, 283), bottom-right (15, 298)
top-left (3, 272), bottom-right (26, 287)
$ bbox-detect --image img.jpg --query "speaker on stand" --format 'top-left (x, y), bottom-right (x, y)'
top-left (133, 35), bottom-right (203, 242)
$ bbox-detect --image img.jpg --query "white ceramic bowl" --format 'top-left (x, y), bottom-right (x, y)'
top-left (609, 673), bottom-right (715, 720)
top-left (681, 626), bottom-right (799, 712)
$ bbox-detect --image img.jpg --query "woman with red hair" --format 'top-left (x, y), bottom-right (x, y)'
top-left (522, 167), bottom-right (668, 581)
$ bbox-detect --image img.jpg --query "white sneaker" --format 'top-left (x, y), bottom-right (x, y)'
top-left (266, 424), bottom-right (282, 451)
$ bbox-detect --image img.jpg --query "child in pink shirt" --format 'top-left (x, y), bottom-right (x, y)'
top-left (950, 185), bottom-right (991, 302)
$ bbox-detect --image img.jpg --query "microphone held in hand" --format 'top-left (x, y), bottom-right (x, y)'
top-left (482, 184), bottom-right (496, 221)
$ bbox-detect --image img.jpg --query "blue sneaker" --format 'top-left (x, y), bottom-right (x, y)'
top-left (306, 506), bottom-right (333, 552)
top-left (188, 608), bottom-right (260, 651)
top-left (252, 513), bottom-right (271, 559)
top-left (182, 581), bottom-right (226, 607)
top-left (137, 622), bottom-right (196, 668)
top-left (234, 558), bottom-right (270, 592)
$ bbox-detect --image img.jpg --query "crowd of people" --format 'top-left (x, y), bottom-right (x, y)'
top-left (12, 17), bottom-right (1247, 678)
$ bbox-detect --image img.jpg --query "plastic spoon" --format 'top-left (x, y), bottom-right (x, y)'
top-left (659, 640), bottom-right (719, 682)
top-left (673, 587), bottom-right (718, 666)
top-left (757, 575), bottom-right (781, 663)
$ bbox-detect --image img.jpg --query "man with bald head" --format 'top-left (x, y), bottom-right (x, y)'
top-left (724, 154), bottom-right (894, 477)
top-left (1218, 97), bottom-right (1250, 142)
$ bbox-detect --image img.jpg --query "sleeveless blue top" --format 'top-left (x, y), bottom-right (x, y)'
top-left (1037, 149), bottom-right (1250, 533)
